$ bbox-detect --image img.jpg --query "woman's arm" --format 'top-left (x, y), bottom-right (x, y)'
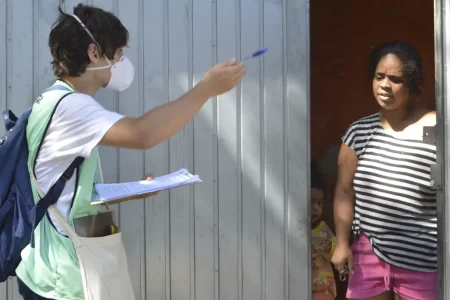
top-left (333, 143), bottom-right (357, 247)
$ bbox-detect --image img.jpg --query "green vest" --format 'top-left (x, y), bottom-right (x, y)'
top-left (15, 80), bottom-right (100, 300)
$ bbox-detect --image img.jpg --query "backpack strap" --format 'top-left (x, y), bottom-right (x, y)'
top-left (28, 83), bottom-right (84, 247)
top-left (29, 156), bottom-right (84, 246)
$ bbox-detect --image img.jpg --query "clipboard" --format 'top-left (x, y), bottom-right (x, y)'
top-left (91, 168), bottom-right (202, 206)
top-left (94, 191), bottom-right (158, 206)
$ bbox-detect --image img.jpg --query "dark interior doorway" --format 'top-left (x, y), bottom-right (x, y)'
top-left (310, 1), bottom-right (435, 299)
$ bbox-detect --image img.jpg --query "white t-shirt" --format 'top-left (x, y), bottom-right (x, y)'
top-left (34, 92), bottom-right (124, 234)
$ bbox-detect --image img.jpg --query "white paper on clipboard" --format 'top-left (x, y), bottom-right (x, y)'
top-left (91, 168), bottom-right (202, 205)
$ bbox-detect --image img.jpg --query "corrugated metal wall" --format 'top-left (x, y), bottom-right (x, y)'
top-left (0, 0), bottom-right (310, 299)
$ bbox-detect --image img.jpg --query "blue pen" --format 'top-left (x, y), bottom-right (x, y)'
top-left (240, 47), bottom-right (268, 61)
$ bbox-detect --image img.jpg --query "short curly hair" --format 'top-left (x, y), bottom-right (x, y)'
top-left (368, 41), bottom-right (425, 95)
top-left (49, 4), bottom-right (129, 77)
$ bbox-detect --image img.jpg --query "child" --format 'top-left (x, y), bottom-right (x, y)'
top-left (311, 160), bottom-right (337, 300)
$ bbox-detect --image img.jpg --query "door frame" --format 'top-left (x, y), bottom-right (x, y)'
top-left (434, 0), bottom-right (448, 299)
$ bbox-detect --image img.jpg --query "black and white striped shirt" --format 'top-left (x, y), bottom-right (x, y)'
top-left (343, 113), bottom-right (437, 272)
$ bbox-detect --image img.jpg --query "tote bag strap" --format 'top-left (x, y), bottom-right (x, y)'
top-left (31, 173), bottom-right (83, 247)
top-left (47, 206), bottom-right (83, 247)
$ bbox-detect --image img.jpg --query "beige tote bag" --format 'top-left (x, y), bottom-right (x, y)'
top-left (49, 206), bottom-right (136, 300)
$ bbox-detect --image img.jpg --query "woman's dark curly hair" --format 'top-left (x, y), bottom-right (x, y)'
top-left (49, 4), bottom-right (129, 77)
top-left (368, 41), bottom-right (425, 95)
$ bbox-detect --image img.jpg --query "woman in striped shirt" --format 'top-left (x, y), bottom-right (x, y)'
top-left (331, 41), bottom-right (437, 300)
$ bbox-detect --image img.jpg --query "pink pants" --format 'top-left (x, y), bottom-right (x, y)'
top-left (346, 234), bottom-right (437, 300)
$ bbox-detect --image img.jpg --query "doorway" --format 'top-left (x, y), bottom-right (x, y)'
top-left (310, 1), bottom-right (435, 299)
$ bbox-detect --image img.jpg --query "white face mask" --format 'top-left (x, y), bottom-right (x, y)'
top-left (86, 56), bottom-right (135, 92)
top-left (70, 13), bottom-right (134, 92)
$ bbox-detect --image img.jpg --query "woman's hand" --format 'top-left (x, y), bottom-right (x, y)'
top-left (331, 243), bottom-right (353, 275)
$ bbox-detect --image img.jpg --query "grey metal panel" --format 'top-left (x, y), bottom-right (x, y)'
top-left (167, 0), bottom-right (195, 300)
top-left (116, 0), bottom-right (147, 299)
top-left (286, 0), bottom-right (311, 299)
top-left (192, 0), bottom-right (217, 299)
top-left (142, 0), bottom-right (170, 299)
top-left (216, 0), bottom-right (240, 299)
top-left (36, 1), bottom-right (60, 96)
top-left (0, 0), bottom-right (6, 109)
top-left (7, 282), bottom-right (18, 300)
top-left (0, 0), bottom-right (311, 299)
top-left (9, 0), bottom-right (33, 113)
top-left (0, 281), bottom-right (4, 300)
top-left (241, 0), bottom-right (263, 299)
top-left (435, 0), bottom-right (448, 299)
top-left (264, 1), bottom-right (286, 299)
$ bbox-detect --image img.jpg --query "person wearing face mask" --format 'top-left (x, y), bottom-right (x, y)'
top-left (14, 4), bottom-right (246, 300)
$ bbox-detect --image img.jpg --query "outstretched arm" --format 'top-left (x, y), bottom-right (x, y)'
top-left (100, 59), bottom-right (247, 149)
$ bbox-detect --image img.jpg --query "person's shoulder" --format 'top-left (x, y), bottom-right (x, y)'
top-left (344, 112), bottom-right (380, 134)
top-left (350, 112), bottom-right (380, 127)
top-left (342, 112), bottom-right (379, 150)
top-left (59, 92), bottom-right (99, 107)
top-left (420, 110), bottom-right (436, 127)
top-left (55, 92), bottom-right (105, 116)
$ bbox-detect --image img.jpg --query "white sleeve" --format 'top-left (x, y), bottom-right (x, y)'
top-left (47, 93), bottom-right (124, 158)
